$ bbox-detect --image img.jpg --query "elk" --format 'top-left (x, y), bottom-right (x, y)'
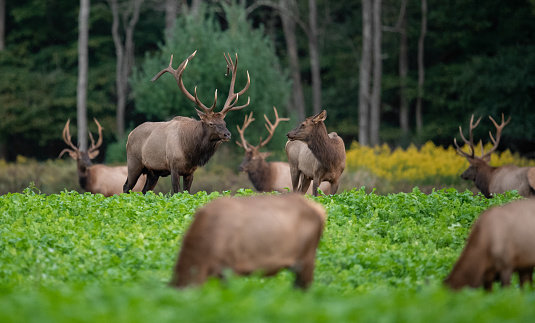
top-left (286, 110), bottom-right (346, 196)
top-left (59, 118), bottom-right (146, 196)
top-left (444, 198), bottom-right (535, 291)
top-left (123, 51), bottom-right (250, 194)
top-left (169, 194), bottom-right (327, 289)
top-left (236, 107), bottom-right (331, 194)
top-left (454, 114), bottom-right (535, 198)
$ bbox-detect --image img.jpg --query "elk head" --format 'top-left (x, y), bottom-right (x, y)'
top-left (454, 114), bottom-right (511, 181)
top-left (59, 118), bottom-right (103, 176)
top-left (236, 107), bottom-right (289, 172)
top-left (151, 51), bottom-right (250, 142)
top-left (286, 110), bottom-right (327, 142)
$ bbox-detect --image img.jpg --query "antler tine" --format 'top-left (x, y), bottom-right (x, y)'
top-left (62, 119), bottom-right (78, 151)
top-left (455, 115), bottom-right (482, 158)
top-left (259, 107), bottom-right (290, 148)
top-left (221, 53), bottom-right (251, 114)
top-left (88, 118), bottom-right (104, 153)
top-left (483, 114), bottom-right (511, 159)
top-left (235, 111), bottom-right (255, 150)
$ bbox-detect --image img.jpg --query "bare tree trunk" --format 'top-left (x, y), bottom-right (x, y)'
top-left (370, 0), bottom-right (382, 146)
top-left (77, 0), bottom-right (90, 151)
top-left (358, 0), bottom-right (372, 146)
top-left (107, 0), bottom-right (144, 140)
top-left (165, 0), bottom-right (178, 40)
top-left (0, 0), bottom-right (4, 51)
top-left (399, 4), bottom-right (409, 136)
top-left (416, 0), bottom-right (427, 133)
top-left (308, 0), bottom-right (321, 115)
top-left (280, 0), bottom-right (306, 121)
top-left (190, 0), bottom-right (202, 16)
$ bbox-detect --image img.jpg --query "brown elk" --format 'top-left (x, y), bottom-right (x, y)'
top-left (169, 194), bottom-right (326, 289)
top-left (454, 114), bottom-right (535, 198)
top-left (286, 110), bottom-right (346, 196)
top-left (236, 107), bottom-right (331, 194)
top-left (123, 51), bottom-right (250, 194)
top-left (59, 118), bottom-right (146, 196)
top-left (444, 198), bottom-right (535, 291)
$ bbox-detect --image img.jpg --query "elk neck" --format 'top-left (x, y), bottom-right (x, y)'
top-left (247, 159), bottom-right (272, 192)
top-left (474, 163), bottom-right (497, 198)
top-left (76, 153), bottom-right (93, 192)
top-left (182, 121), bottom-right (223, 167)
top-left (306, 122), bottom-right (341, 167)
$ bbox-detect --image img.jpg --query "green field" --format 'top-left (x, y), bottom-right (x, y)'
top-left (1, 187), bottom-right (534, 322)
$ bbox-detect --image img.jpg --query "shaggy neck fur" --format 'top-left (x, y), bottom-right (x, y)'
top-left (306, 122), bottom-right (342, 168)
top-left (247, 159), bottom-right (271, 191)
top-left (475, 163), bottom-right (496, 198)
top-left (77, 155), bottom-right (93, 192)
top-left (182, 121), bottom-right (223, 167)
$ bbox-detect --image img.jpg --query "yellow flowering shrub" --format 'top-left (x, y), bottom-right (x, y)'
top-left (346, 141), bottom-right (535, 184)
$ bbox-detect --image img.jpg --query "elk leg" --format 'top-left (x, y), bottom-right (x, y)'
top-left (290, 167), bottom-right (300, 192)
top-left (518, 268), bottom-right (533, 288)
top-left (499, 267), bottom-right (514, 287)
top-left (293, 255), bottom-right (315, 290)
top-left (171, 170), bottom-right (182, 194)
top-left (299, 176), bottom-right (312, 194)
top-left (182, 173), bottom-right (194, 193)
top-left (142, 172), bottom-right (159, 193)
top-left (330, 181), bottom-right (339, 195)
top-left (123, 163), bottom-right (143, 193)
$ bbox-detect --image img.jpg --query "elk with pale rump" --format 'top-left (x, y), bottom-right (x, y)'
top-left (123, 51), bottom-right (250, 194)
top-left (236, 107), bottom-right (331, 193)
top-left (444, 198), bottom-right (535, 291)
top-left (286, 110), bottom-right (346, 196)
top-left (454, 114), bottom-right (535, 198)
top-left (59, 118), bottom-right (146, 196)
top-left (169, 194), bottom-right (326, 289)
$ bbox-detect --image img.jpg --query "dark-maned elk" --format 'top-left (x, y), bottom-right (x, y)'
top-left (123, 51), bottom-right (250, 194)
top-left (444, 198), bottom-right (535, 291)
top-left (286, 110), bottom-right (346, 196)
top-left (236, 107), bottom-right (331, 194)
top-left (169, 194), bottom-right (326, 289)
top-left (59, 118), bottom-right (146, 197)
top-left (454, 114), bottom-right (535, 198)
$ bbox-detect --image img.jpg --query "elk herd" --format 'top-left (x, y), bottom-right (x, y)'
top-left (57, 51), bottom-right (535, 291)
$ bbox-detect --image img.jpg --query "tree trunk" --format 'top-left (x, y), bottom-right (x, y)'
top-left (358, 0), bottom-right (372, 146)
top-left (0, 0), bottom-right (5, 51)
top-left (165, 0), bottom-right (178, 40)
top-left (308, 0), bottom-right (321, 115)
top-left (107, 0), bottom-right (144, 140)
top-left (280, 0), bottom-right (306, 121)
top-left (370, 0), bottom-right (382, 146)
top-left (399, 3), bottom-right (409, 136)
top-left (416, 0), bottom-right (427, 133)
top-left (77, 0), bottom-right (90, 151)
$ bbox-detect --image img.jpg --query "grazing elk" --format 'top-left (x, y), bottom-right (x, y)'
top-left (444, 198), bottom-right (535, 291)
top-left (454, 114), bottom-right (535, 198)
top-left (123, 51), bottom-right (250, 194)
top-left (169, 194), bottom-right (327, 289)
top-left (286, 110), bottom-right (346, 196)
top-left (236, 107), bottom-right (331, 194)
top-left (59, 118), bottom-right (146, 196)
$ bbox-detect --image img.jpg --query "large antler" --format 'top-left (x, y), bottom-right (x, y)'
top-left (481, 113), bottom-right (511, 159)
top-left (454, 114), bottom-right (482, 158)
top-left (258, 107), bottom-right (290, 148)
top-left (221, 53), bottom-right (251, 114)
top-left (236, 112), bottom-right (255, 150)
top-left (59, 119), bottom-right (78, 158)
top-left (88, 118), bottom-right (103, 157)
top-left (151, 51), bottom-right (218, 115)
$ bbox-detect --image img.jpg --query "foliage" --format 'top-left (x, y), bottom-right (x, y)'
top-left (130, 2), bottom-right (292, 152)
top-left (1, 188), bottom-right (533, 322)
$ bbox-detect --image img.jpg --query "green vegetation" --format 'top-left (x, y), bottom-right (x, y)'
top-left (1, 187), bottom-right (533, 322)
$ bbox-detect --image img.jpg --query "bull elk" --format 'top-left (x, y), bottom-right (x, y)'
top-left (59, 118), bottom-right (146, 196)
top-left (123, 51), bottom-right (250, 194)
top-left (286, 110), bottom-right (346, 196)
top-left (454, 114), bottom-right (535, 198)
top-left (236, 107), bottom-right (331, 194)
top-left (169, 194), bottom-right (327, 289)
top-left (444, 198), bottom-right (535, 291)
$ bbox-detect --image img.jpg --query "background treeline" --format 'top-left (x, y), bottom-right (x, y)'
top-left (1, 0), bottom-right (534, 163)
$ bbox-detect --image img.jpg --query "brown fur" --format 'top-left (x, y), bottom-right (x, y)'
top-left (286, 110), bottom-right (346, 196)
top-left (169, 194), bottom-right (327, 289)
top-left (444, 199), bottom-right (535, 290)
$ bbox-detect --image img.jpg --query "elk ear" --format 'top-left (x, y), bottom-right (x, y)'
top-left (259, 152), bottom-right (271, 159)
top-left (197, 109), bottom-right (206, 120)
top-left (312, 110), bottom-right (327, 123)
top-left (88, 150), bottom-right (100, 159)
